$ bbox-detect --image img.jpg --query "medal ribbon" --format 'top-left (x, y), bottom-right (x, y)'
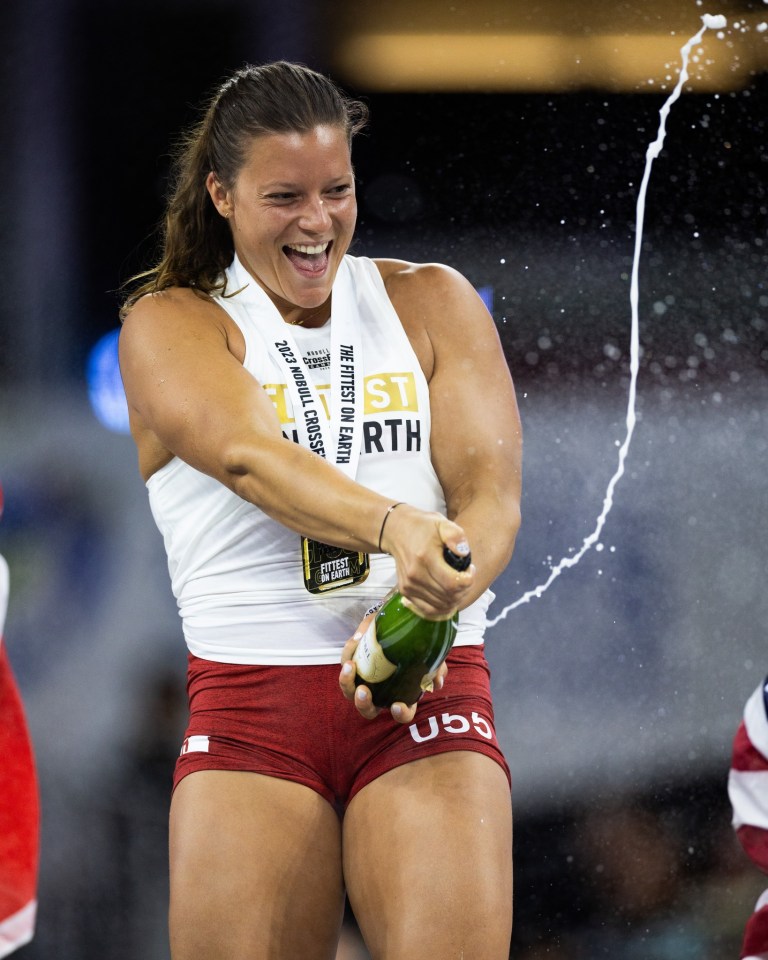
top-left (227, 255), bottom-right (363, 479)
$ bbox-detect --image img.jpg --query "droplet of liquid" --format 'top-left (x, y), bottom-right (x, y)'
top-left (486, 15), bottom-right (729, 627)
top-left (702, 14), bottom-right (727, 30)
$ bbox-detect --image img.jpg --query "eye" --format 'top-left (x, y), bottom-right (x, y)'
top-left (326, 183), bottom-right (353, 197)
top-left (265, 192), bottom-right (298, 203)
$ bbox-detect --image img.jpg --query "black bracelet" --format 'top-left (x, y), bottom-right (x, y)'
top-left (377, 502), bottom-right (404, 553)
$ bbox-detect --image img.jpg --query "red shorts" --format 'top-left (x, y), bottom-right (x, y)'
top-left (174, 644), bottom-right (510, 812)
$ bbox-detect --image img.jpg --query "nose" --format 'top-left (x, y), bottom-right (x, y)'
top-left (298, 195), bottom-right (331, 233)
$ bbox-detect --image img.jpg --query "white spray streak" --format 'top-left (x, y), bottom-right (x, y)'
top-left (486, 14), bottom-right (726, 628)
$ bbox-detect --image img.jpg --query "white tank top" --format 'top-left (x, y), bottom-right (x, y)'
top-left (146, 255), bottom-right (492, 664)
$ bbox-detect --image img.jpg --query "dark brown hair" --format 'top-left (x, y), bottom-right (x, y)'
top-left (120, 61), bottom-right (368, 317)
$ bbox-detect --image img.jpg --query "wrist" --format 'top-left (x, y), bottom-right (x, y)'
top-left (377, 502), bottom-right (404, 553)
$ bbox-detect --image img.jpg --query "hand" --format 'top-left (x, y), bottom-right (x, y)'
top-left (382, 508), bottom-right (475, 620)
top-left (338, 612), bottom-right (448, 724)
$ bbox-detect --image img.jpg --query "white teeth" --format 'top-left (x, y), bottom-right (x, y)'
top-left (285, 242), bottom-right (329, 255)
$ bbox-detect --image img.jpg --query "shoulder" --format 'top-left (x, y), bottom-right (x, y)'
top-left (372, 257), bottom-right (495, 340)
top-left (369, 259), bottom-right (496, 381)
top-left (121, 286), bottom-right (245, 360)
top-left (122, 286), bottom-right (218, 325)
top-left (372, 258), bottom-right (471, 306)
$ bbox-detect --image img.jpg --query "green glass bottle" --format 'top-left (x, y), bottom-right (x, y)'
top-left (352, 546), bottom-right (471, 708)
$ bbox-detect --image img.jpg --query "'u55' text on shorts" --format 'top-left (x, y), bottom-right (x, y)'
top-left (174, 643), bottom-right (510, 812)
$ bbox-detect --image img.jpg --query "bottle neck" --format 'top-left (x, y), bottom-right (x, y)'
top-left (387, 591), bottom-right (458, 624)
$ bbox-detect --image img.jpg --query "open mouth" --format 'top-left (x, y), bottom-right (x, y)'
top-left (283, 240), bottom-right (332, 277)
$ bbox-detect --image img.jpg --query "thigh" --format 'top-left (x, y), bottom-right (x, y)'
top-left (169, 770), bottom-right (345, 960)
top-left (343, 751), bottom-right (513, 960)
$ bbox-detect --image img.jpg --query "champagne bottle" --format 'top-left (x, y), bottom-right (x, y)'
top-left (352, 546), bottom-right (471, 708)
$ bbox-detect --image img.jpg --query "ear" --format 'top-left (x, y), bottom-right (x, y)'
top-left (206, 172), bottom-right (233, 219)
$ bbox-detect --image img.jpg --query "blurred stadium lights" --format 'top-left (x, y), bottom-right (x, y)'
top-left (86, 330), bottom-right (130, 435)
top-left (332, 2), bottom-right (768, 92)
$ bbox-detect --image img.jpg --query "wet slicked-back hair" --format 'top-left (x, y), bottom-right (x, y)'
top-left (120, 61), bottom-right (368, 317)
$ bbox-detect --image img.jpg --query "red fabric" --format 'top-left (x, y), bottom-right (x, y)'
top-left (733, 720), bottom-right (768, 774)
top-left (175, 643), bottom-right (510, 810)
top-left (731, 693), bottom-right (768, 960)
top-left (738, 824), bottom-right (768, 878)
top-left (742, 901), bottom-right (768, 960)
top-left (0, 642), bottom-right (39, 953)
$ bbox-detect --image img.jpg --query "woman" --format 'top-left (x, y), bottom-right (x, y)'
top-left (119, 61), bottom-right (521, 960)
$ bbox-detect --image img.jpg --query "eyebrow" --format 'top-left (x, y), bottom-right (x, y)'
top-left (260, 173), bottom-right (353, 191)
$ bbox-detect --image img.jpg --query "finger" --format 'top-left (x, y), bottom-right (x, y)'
top-left (435, 519), bottom-right (471, 562)
top-left (390, 701), bottom-right (418, 724)
top-left (340, 606), bottom-right (379, 663)
top-left (341, 612), bottom-right (375, 658)
top-left (399, 594), bottom-right (432, 618)
top-left (340, 636), bottom-right (360, 663)
top-left (416, 660), bottom-right (449, 696)
top-left (339, 659), bottom-right (357, 700)
top-left (401, 594), bottom-right (458, 622)
top-left (399, 559), bottom-right (473, 616)
top-left (354, 684), bottom-right (381, 720)
top-left (433, 560), bottom-right (474, 595)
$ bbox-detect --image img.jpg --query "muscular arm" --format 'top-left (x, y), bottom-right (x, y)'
top-left (340, 262), bottom-right (521, 720)
top-left (119, 288), bottom-right (394, 554)
top-left (381, 261), bottom-right (522, 608)
top-left (120, 286), bottom-right (476, 621)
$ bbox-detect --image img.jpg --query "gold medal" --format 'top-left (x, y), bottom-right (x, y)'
top-left (301, 537), bottom-right (370, 594)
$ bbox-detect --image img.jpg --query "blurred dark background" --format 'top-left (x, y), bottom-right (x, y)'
top-left (1, 0), bottom-right (767, 956)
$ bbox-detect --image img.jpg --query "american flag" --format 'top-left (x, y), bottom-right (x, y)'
top-left (729, 676), bottom-right (768, 960)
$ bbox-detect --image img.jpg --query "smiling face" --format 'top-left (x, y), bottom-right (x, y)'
top-left (206, 124), bottom-right (357, 325)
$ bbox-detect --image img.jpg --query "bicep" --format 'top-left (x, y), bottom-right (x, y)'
top-left (119, 299), bottom-right (284, 483)
top-left (426, 277), bottom-right (522, 518)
